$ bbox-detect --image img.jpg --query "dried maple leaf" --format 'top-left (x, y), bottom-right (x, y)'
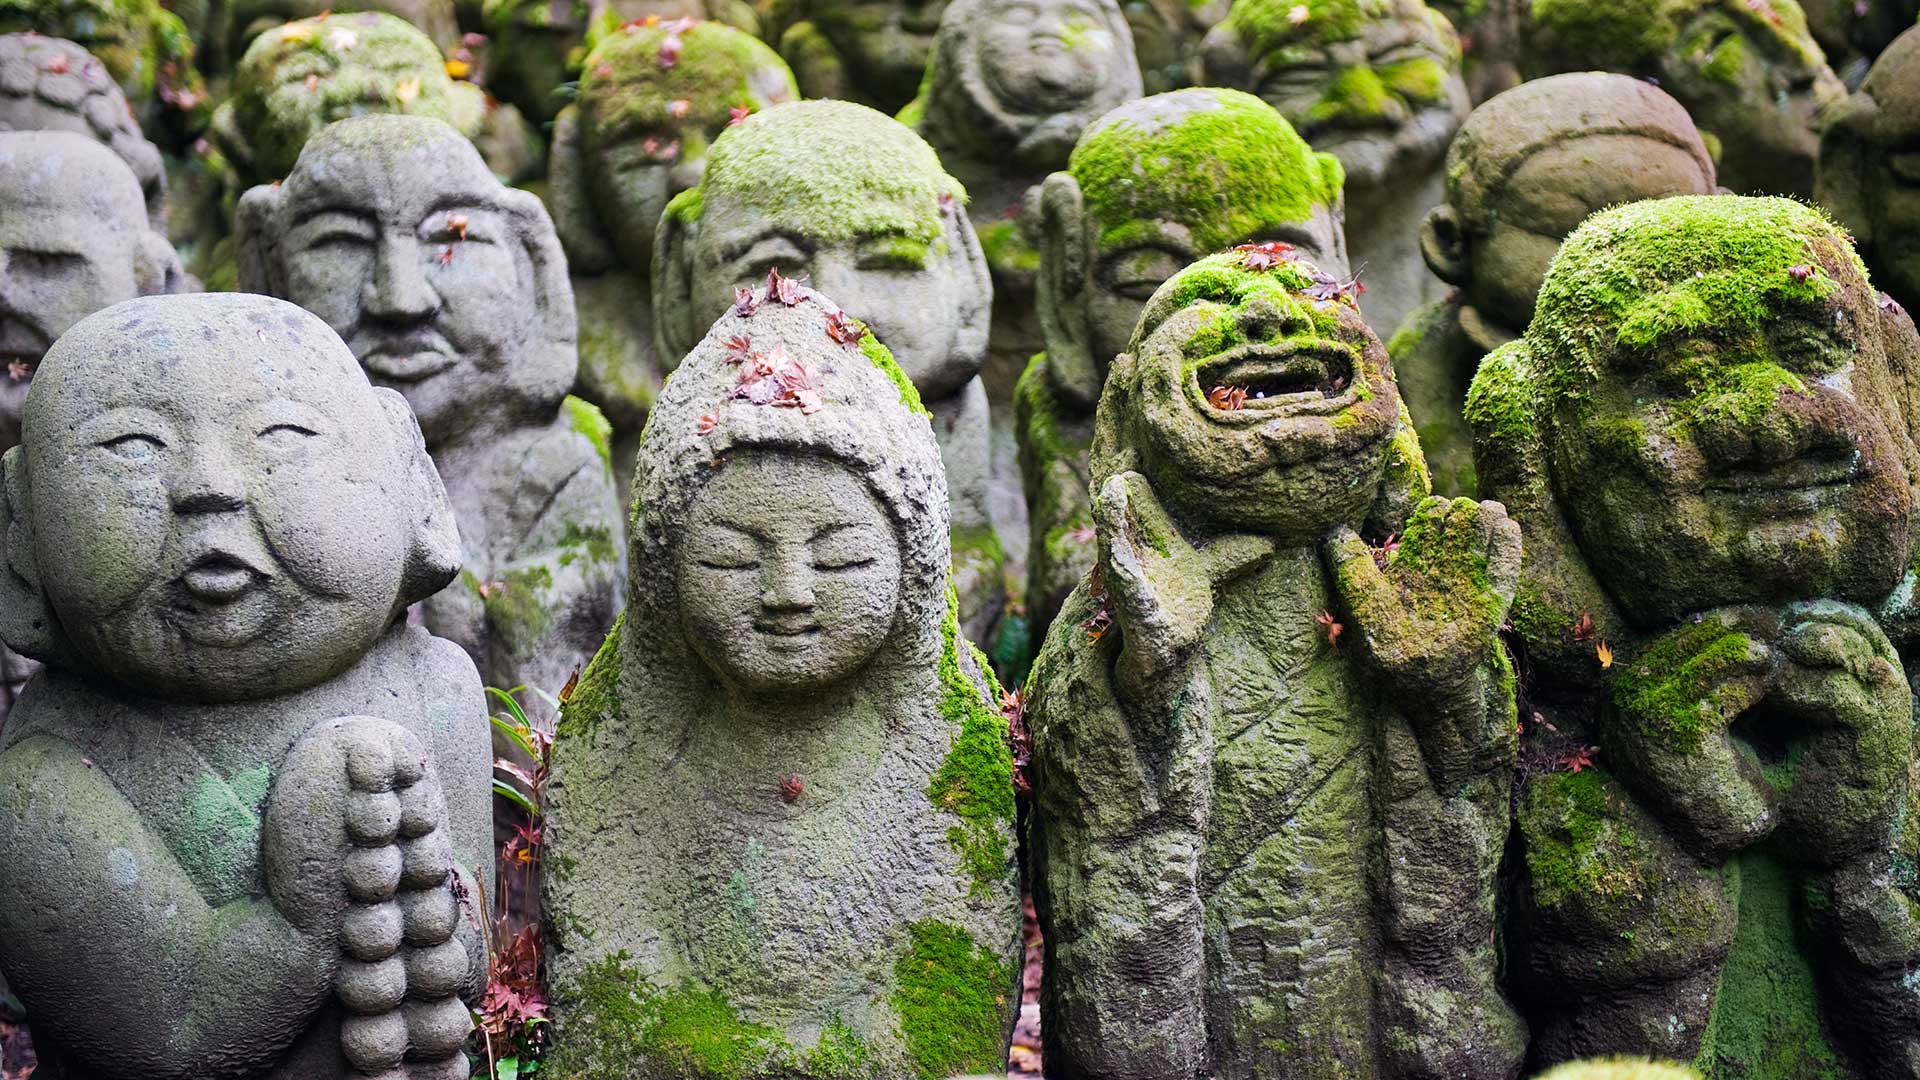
top-left (696, 412), bottom-right (717, 435)
top-left (1572, 611), bottom-right (1596, 642)
top-left (436, 244), bottom-right (454, 267)
top-left (1001, 688), bottom-right (1032, 795)
top-left (939, 191), bottom-right (957, 217)
top-left (657, 31), bottom-right (682, 68)
top-left (1596, 640), bottom-right (1614, 668)
top-left (1234, 240), bottom-right (1297, 270)
top-left (666, 97), bottom-right (691, 119)
top-left (767, 266), bottom-right (808, 306)
top-left (1082, 606), bottom-right (1113, 642)
top-left (723, 333), bottom-right (754, 362)
top-left (1207, 384), bottom-right (1248, 411)
top-left (444, 57), bottom-right (471, 78)
top-left (1304, 269), bottom-right (1366, 306)
top-left (6, 360), bottom-right (31, 382)
top-left (1315, 610), bottom-right (1343, 650)
top-left (1369, 532), bottom-right (1399, 569)
top-left (445, 212), bottom-right (468, 240)
top-left (477, 579), bottom-right (501, 599)
top-left (733, 285), bottom-right (761, 317)
top-left (1881, 293), bottom-right (1905, 315)
top-left (779, 774), bottom-right (804, 802)
top-left (729, 104), bottom-right (752, 126)
top-left (557, 666), bottom-right (580, 705)
top-left (1287, 3), bottom-right (1310, 22)
top-left (43, 53), bottom-right (68, 74)
top-left (1557, 745), bottom-right (1599, 774)
top-left (825, 309), bottom-right (866, 346)
top-left (1788, 263), bottom-right (1816, 283)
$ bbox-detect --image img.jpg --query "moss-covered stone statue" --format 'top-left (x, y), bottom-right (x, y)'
top-left (548, 19), bottom-right (797, 499)
top-left (1015, 88), bottom-right (1347, 638)
top-left (1391, 72), bottom-right (1717, 496)
top-left (238, 114), bottom-right (625, 720)
top-left (1820, 23), bottom-right (1920, 317)
top-left (0, 0), bottom-right (207, 141)
top-left (0, 291), bottom-right (492, 1080)
top-left (1465, 195), bottom-right (1920, 1074)
top-left (1199, 0), bottom-right (1471, 340)
top-left (209, 0), bottom-right (460, 75)
top-left (1521, 0), bottom-right (1845, 201)
top-left (0, 34), bottom-right (169, 232)
top-left (766, 0), bottom-right (945, 111)
top-left (655, 100), bottom-right (1008, 644)
top-left (1797, 0), bottom-right (1917, 84)
top-left (543, 281), bottom-right (1022, 1078)
top-left (1027, 249), bottom-right (1525, 1078)
top-left (1121, 0), bottom-right (1227, 92)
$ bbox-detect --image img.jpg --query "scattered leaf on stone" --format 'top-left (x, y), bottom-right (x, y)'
top-left (1083, 565), bottom-right (1114, 641)
top-left (395, 77), bottom-right (421, 103)
top-left (557, 666), bottom-right (580, 706)
top-left (1208, 384), bottom-right (1248, 411)
top-left (1788, 263), bottom-right (1816, 283)
top-left (723, 334), bottom-right (754, 362)
top-left (1557, 745), bottom-right (1599, 774)
top-left (729, 105), bottom-right (752, 126)
top-left (447, 212), bottom-right (469, 240)
top-left (1305, 269), bottom-right (1366, 306)
top-left (825, 309), bottom-right (866, 347)
top-left (1881, 293), bottom-right (1905, 315)
top-left (779, 775), bottom-right (804, 802)
top-left (658, 32), bottom-right (682, 68)
top-left (939, 192), bottom-right (957, 216)
top-left (1287, 3), bottom-right (1310, 23)
top-left (667, 98), bottom-right (691, 119)
top-left (733, 285), bottom-right (761, 317)
top-left (445, 58), bottom-right (471, 78)
top-left (42, 53), bottom-right (68, 74)
top-left (1572, 611), bottom-right (1595, 642)
top-left (437, 244), bottom-right (454, 266)
top-left (767, 266), bottom-right (808, 306)
top-left (1596, 640), bottom-right (1614, 668)
top-left (1001, 688), bottom-right (1032, 795)
top-left (1369, 532), bottom-right (1399, 569)
top-left (696, 412), bottom-right (717, 435)
top-left (1315, 610), bottom-right (1342, 650)
top-left (1234, 240), bottom-right (1297, 270)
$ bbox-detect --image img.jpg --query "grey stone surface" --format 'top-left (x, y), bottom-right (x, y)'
top-left (1820, 23), bottom-right (1920, 317)
top-left (766, 0), bottom-right (947, 112)
top-left (1393, 72), bottom-right (1716, 496)
top-left (0, 34), bottom-right (168, 231)
top-left (655, 99), bottom-right (1008, 644)
top-left (238, 114), bottom-right (625, 715)
top-left (543, 282), bottom-right (1022, 1077)
top-left (1027, 250), bottom-right (1524, 1079)
top-left (0, 292), bottom-right (492, 1080)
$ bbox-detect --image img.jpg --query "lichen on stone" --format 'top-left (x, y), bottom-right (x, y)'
top-left (891, 919), bottom-right (1017, 1079)
top-left (927, 585), bottom-right (1016, 897)
top-left (578, 21), bottom-right (796, 138)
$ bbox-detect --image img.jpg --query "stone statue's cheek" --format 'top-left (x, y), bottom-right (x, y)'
top-left (39, 466), bottom-right (168, 615)
top-left (251, 452), bottom-right (409, 603)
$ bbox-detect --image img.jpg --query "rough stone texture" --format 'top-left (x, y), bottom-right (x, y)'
top-left (1465, 195), bottom-right (1920, 1076)
top-left (1028, 250), bottom-right (1524, 1079)
top-left (1520, 0), bottom-right (1845, 200)
top-left (766, 0), bottom-right (946, 111)
top-left (0, 0), bottom-right (206, 140)
top-left (0, 34), bottom-right (168, 231)
top-left (1390, 72), bottom-right (1716, 496)
top-left (542, 283), bottom-right (1023, 1078)
top-left (1820, 24), bottom-right (1920, 317)
top-left (1200, 0), bottom-right (1471, 339)
top-left (655, 100), bottom-right (1009, 645)
top-left (1798, 0), bottom-right (1919, 83)
top-left (238, 114), bottom-right (625, 718)
top-left (0, 292), bottom-right (492, 1080)
top-left (549, 19), bottom-right (797, 499)
top-left (1016, 87), bottom-right (1347, 642)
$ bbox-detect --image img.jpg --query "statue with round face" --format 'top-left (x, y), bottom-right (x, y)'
top-left (1523, 0), bottom-right (1845, 200)
top-left (0, 292), bottom-right (492, 1080)
top-left (1200, 0), bottom-right (1471, 343)
top-left (1820, 24), bottom-right (1920, 316)
top-left (0, 34), bottom-right (169, 232)
top-left (769, 0), bottom-right (947, 111)
top-left (213, 0), bottom-right (460, 74)
top-left (1015, 87), bottom-right (1346, 635)
top-left (1465, 196), bottom-right (1920, 1069)
top-left (543, 284), bottom-right (1021, 1076)
top-left (238, 114), bottom-right (625, 724)
top-left (1027, 249), bottom-right (1524, 1078)
top-left (548, 19), bottom-right (797, 496)
top-left (655, 100), bottom-right (1009, 644)
top-left (0, 0), bottom-right (206, 137)
top-left (1394, 72), bottom-right (1717, 496)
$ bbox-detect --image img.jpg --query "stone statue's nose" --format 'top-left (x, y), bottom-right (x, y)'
top-left (363, 234), bottom-right (440, 322)
top-left (1237, 295), bottom-right (1297, 339)
top-left (171, 449), bottom-right (246, 515)
top-left (762, 557), bottom-right (816, 611)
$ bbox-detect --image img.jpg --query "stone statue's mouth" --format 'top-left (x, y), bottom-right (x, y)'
top-left (359, 332), bottom-right (458, 382)
top-left (1196, 343), bottom-right (1353, 409)
top-left (755, 619), bottom-right (822, 638)
top-left (1706, 449), bottom-right (1860, 496)
top-left (180, 553), bottom-right (268, 603)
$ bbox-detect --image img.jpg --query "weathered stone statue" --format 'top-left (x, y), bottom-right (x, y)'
top-left (0, 291), bottom-right (492, 1080)
top-left (1820, 23), bottom-right (1920, 316)
top-left (238, 114), bottom-right (625, 717)
top-left (1521, 0), bottom-right (1844, 200)
top-left (1465, 195), bottom-right (1920, 1075)
top-left (1392, 72), bottom-right (1717, 496)
top-left (548, 18), bottom-right (797, 498)
top-left (0, 34), bottom-right (168, 231)
top-left (210, 0), bottom-right (461, 74)
top-left (1028, 249), bottom-right (1525, 1079)
top-left (1200, 0), bottom-right (1471, 340)
top-left (0, 0), bottom-right (205, 139)
top-left (1798, 0), bottom-right (1917, 84)
top-left (767, 0), bottom-right (946, 111)
top-left (1016, 87), bottom-right (1347, 638)
top-left (655, 100), bottom-right (1008, 644)
top-left (1430, 0), bottom-right (1523, 101)
top-left (1123, 0), bottom-right (1228, 93)
top-left (543, 282), bottom-right (1022, 1077)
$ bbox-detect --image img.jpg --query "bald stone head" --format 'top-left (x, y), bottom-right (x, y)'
top-left (1819, 23), bottom-right (1920, 313)
top-left (0, 34), bottom-right (167, 230)
top-left (1423, 72), bottom-right (1718, 334)
top-left (237, 114), bottom-right (577, 449)
top-left (653, 100), bottom-right (991, 398)
top-left (1038, 88), bottom-right (1348, 405)
top-left (0, 130), bottom-right (183, 452)
top-left (0, 292), bottom-right (459, 700)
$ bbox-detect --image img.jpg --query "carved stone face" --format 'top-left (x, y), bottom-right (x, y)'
top-left (978, 0), bottom-right (1123, 111)
top-left (1537, 197), bottom-right (1912, 625)
top-left (1121, 253), bottom-right (1399, 536)
top-left (811, 0), bottom-right (950, 103)
top-left (1819, 26), bottom-right (1920, 311)
top-left (1202, 0), bottom-right (1468, 196)
top-left (24, 296), bottom-right (422, 700)
top-left (676, 452), bottom-right (902, 693)
top-left (224, 0), bottom-right (459, 66)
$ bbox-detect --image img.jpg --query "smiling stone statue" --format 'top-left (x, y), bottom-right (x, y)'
top-left (238, 114), bottom-right (625, 720)
top-left (1466, 195), bottom-right (1920, 1074)
top-left (543, 282), bottom-right (1022, 1077)
top-left (0, 291), bottom-right (492, 1080)
top-left (1027, 249), bottom-right (1525, 1078)
top-left (0, 34), bottom-right (169, 232)
top-left (768, 0), bottom-right (949, 110)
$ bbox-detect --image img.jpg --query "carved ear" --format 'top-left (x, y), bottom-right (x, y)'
top-left (373, 389), bottom-right (462, 607)
top-left (1037, 171), bottom-right (1100, 410)
top-left (1420, 204), bottom-right (1468, 286)
top-left (0, 448), bottom-right (68, 664)
top-left (499, 185), bottom-right (580, 395)
top-left (547, 104), bottom-right (618, 275)
top-left (945, 201), bottom-right (994, 370)
top-left (233, 181), bottom-right (291, 297)
top-left (134, 229), bottom-right (187, 296)
top-left (651, 194), bottom-right (703, 372)
top-left (1816, 93), bottom-right (1879, 250)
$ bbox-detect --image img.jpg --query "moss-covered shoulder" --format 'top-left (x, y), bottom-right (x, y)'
top-left (891, 919), bottom-right (1016, 1080)
top-left (926, 585), bottom-right (1016, 898)
top-left (556, 612), bottom-right (625, 740)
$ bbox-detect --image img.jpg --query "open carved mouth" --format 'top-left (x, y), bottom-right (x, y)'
top-left (358, 334), bottom-right (457, 382)
top-left (1197, 343), bottom-right (1353, 410)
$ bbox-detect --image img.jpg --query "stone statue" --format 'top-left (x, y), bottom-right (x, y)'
top-left (0, 291), bottom-right (492, 1080)
top-left (767, 0), bottom-right (946, 111)
top-left (1121, 0), bottom-right (1228, 93)
top-left (1016, 87), bottom-right (1347, 639)
top-left (548, 18), bottom-right (797, 498)
top-left (1393, 72), bottom-right (1717, 496)
top-left (542, 281), bottom-right (1022, 1077)
top-left (0, 34), bottom-right (168, 232)
top-left (1028, 249), bottom-right (1525, 1078)
top-left (238, 114), bottom-right (625, 718)
top-left (1200, 0), bottom-right (1471, 341)
top-left (0, 0), bottom-right (205, 140)
top-left (1798, 0), bottom-right (1918, 84)
top-left (210, 0), bottom-right (461, 74)
top-left (1430, 0), bottom-right (1523, 101)
top-left (655, 100), bottom-right (1008, 645)
top-left (1465, 195), bottom-right (1920, 1074)
top-left (1521, 0), bottom-right (1845, 200)
top-left (1820, 23), bottom-right (1920, 317)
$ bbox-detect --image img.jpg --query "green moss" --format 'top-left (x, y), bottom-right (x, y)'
top-left (565, 394), bottom-right (616, 468)
top-left (1699, 29), bottom-right (1747, 86)
top-left (848, 328), bottom-right (929, 418)
top-left (547, 953), bottom-right (793, 1080)
top-left (665, 184), bottom-right (704, 225)
top-left (927, 586), bottom-right (1016, 898)
top-left (556, 613), bottom-right (624, 739)
top-left (1509, 580), bottom-right (1575, 646)
top-left (578, 21), bottom-right (796, 139)
top-left (976, 219), bottom-right (1040, 275)
top-left (0, 0), bottom-right (201, 110)
top-left (558, 522), bottom-right (619, 566)
top-left (1222, 0), bottom-right (1372, 57)
top-left (179, 769), bottom-right (264, 900)
top-left (1527, 0), bottom-right (1821, 75)
top-left (1070, 87), bottom-right (1342, 254)
top-left (1610, 621), bottom-right (1761, 753)
top-left (797, 1018), bottom-right (880, 1078)
top-left (1522, 766), bottom-right (1649, 913)
top-left (891, 920), bottom-right (1015, 1080)
top-left (483, 564), bottom-right (556, 644)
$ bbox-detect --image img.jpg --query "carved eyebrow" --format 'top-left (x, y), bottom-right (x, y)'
top-left (810, 521), bottom-right (870, 540)
top-left (290, 205), bottom-right (376, 231)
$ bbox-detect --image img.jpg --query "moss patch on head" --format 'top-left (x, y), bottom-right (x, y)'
top-left (1131, 249), bottom-right (1349, 355)
top-left (1070, 88), bottom-right (1343, 253)
top-left (685, 100), bottom-right (966, 246)
top-left (0, 0), bottom-right (200, 109)
top-left (1222, 0), bottom-right (1379, 57)
top-left (1526, 0), bottom-right (1821, 76)
top-left (891, 919), bottom-right (1016, 1080)
top-left (579, 21), bottom-right (796, 140)
top-left (546, 953), bottom-right (798, 1079)
top-left (927, 585), bottom-right (1016, 897)
top-left (565, 393), bottom-right (616, 468)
